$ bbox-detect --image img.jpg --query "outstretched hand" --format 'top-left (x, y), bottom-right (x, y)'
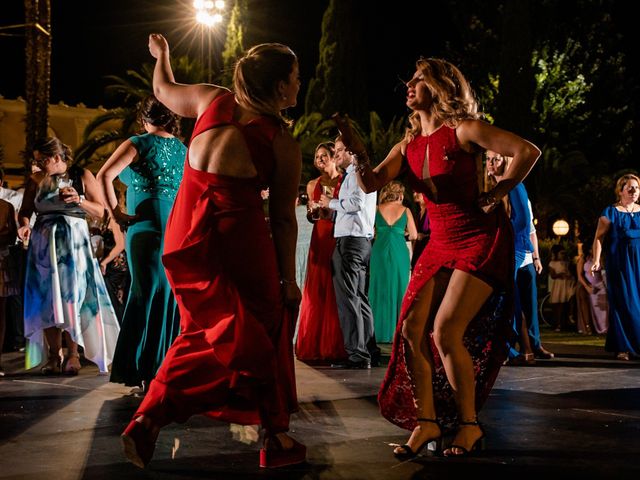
top-left (148, 33), bottom-right (169, 59)
top-left (332, 113), bottom-right (367, 156)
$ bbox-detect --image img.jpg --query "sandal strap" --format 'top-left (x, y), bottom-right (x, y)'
top-left (447, 444), bottom-right (469, 454)
top-left (416, 417), bottom-right (440, 426)
top-left (458, 418), bottom-right (480, 426)
top-left (397, 444), bottom-right (415, 455)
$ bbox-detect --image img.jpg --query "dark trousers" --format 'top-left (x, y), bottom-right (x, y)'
top-left (508, 262), bottom-right (542, 358)
top-left (332, 236), bottom-right (378, 363)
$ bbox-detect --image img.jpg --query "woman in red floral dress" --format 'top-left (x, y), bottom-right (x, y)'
top-left (334, 58), bottom-right (540, 457)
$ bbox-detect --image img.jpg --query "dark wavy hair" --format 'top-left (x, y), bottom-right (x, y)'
top-left (32, 137), bottom-right (73, 169)
top-left (137, 95), bottom-right (180, 136)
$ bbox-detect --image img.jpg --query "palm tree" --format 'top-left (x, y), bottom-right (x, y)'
top-left (23, 0), bottom-right (51, 171)
top-left (75, 57), bottom-right (206, 167)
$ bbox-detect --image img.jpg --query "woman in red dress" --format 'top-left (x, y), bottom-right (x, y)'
top-left (296, 142), bottom-right (346, 362)
top-left (334, 58), bottom-right (540, 457)
top-left (120, 34), bottom-right (305, 469)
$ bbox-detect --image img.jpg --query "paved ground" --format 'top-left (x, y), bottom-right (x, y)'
top-left (1, 342), bottom-right (639, 480)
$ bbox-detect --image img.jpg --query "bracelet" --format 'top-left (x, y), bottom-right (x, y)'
top-left (78, 196), bottom-right (84, 205)
top-left (533, 257), bottom-right (539, 261)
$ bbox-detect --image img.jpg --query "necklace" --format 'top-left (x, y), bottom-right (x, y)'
top-left (620, 202), bottom-right (637, 216)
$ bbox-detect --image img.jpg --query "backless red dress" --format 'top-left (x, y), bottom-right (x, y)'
top-left (378, 125), bottom-right (513, 430)
top-left (135, 91), bottom-right (297, 433)
top-left (295, 179), bottom-right (347, 361)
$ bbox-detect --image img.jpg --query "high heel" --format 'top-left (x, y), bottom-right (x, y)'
top-left (259, 434), bottom-right (306, 468)
top-left (41, 353), bottom-right (62, 375)
top-left (443, 419), bottom-right (485, 457)
top-left (393, 418), bottom-right (442, 459)
top-left (121, 418), bottom-right (157, 468)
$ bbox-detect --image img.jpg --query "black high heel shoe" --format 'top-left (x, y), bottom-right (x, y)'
top-left (393, 418), bottom-right (442, 459)
top-left (443, 419), bottom-right (485, 457)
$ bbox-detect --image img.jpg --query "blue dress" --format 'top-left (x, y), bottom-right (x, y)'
top-left (601, 205), bottom-right (640, 355)
top-left (109, 133), bottom-right (186, 386)
top-left (369, 209), bottom-right (410, 343)
top-left (24, 171), bottom-right (120, 372)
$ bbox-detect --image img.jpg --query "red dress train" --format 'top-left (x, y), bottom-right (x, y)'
top-left (295, 180), bottom-right (347, 361)
top-left (136, 92), bottom-right (297, 433)
top-left (378, 126), bottom-right (513, 430)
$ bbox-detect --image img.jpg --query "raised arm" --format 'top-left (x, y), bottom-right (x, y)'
top-left (148, 33), bottom-right (223, 119)
top-left (333, 113), bottom-right (404, 193)
top-left (457, 119), bottom-right (541, 206)
top-left (591, 215), bottom-right (611, 272)
top-left (269, 130), bottom-right (302, 308)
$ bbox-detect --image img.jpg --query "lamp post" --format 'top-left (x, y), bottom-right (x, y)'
top-left (194, 0), bottom-right (225, 83)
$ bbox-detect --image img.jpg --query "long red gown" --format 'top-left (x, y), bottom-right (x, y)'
top-left (295, 179), bottom-right (347, 361)
top-left (378, 125), bottom-right (513, 430)
top-left (136, 91), bottom-right (297, 433)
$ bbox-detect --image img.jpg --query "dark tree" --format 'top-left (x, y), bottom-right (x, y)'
top-left (24, 0), bottom-right (51, 170)
top-left (304, 0), bottom-right (367, 123)
top-left (219, 0), bottom-right (248, 88)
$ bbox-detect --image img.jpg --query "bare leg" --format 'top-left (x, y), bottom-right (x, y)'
top-left (394, 270), bottom-right (450, 454)
top-left (42, 327), bottom-right (62, 374)
top-left (431, 270), bottom-right (493, 456)
top-left (62, 330), bottom-right (81, 373)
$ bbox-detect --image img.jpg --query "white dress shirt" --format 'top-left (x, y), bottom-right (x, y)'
top-left (329, 164), bottom-right (377, 238)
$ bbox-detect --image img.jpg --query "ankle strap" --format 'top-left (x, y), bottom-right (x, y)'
top-left (416, 417), bottom-right (440, 425)
top-left (458, 418), bottom-right (480, 426)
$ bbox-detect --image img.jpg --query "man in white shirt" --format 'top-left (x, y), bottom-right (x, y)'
top-left (320, 137), bottom-right (378, 369)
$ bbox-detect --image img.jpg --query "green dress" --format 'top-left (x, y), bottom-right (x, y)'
top-left (110, 133), bottom-right (186, 387)
top-left (369, 209), bottom-right (411, 343)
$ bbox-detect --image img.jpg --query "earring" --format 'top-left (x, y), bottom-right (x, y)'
top-left (282, 95), bottom-right (287, 100)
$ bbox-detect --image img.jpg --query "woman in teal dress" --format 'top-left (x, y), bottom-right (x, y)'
top-left (18, 137), bottom-right (120, 375)
top-left (592, 173), bottom-right (640, 361)
top-left (369, 181), bottom-right (418, 343)
top-left (97, 96), bottom-right (186, 388)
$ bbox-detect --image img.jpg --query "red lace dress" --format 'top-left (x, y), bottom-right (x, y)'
top-left (136, 92), bottom-right (297, 433)
top-left (295, 179), bottom-right (347, 361)
top-left (378, 125), bottom-right (513, 430)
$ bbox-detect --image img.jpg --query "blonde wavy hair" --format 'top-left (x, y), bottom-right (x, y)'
top-left (615, 173), bottom-right (640, 202)
top-left (233, 43), bottom-right (297, 126)
top-left (379, 181), bottom-right (405, 204)
top-left (406, 58), bottom-right (481, 140)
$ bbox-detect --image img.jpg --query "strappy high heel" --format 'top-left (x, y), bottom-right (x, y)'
top-left (259, 433), bottom-right (306, 468)
top-left (41, 353), bottom-right (62, 375)
top-left (393, 418), bottom-right (442, 459)
top-left (443, 419), bottom-right (485, 457)
top-left (121, 418), bottom-right (158, 468)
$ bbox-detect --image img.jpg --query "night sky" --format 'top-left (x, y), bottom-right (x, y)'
top-left (1, 1), bottom-right (637, 124)
top-left (1, 0), bottom-right (456, 122)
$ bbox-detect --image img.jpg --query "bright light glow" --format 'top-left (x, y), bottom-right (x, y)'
top-left (196, 11), bottom-right (215, 26)
top-left (215, 0), bottom-right (225, 9)
top-left (193, 0), bottom-right (205, 9)
top-left (552, 219), bottom-right (570, 236)
top-left (204, 0), bottom-right (214, 8)
top-left (212, 13), bottom-right (223, 23)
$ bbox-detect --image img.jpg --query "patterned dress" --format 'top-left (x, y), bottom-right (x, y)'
top-left (24, 170), bottom-right (120, 373)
